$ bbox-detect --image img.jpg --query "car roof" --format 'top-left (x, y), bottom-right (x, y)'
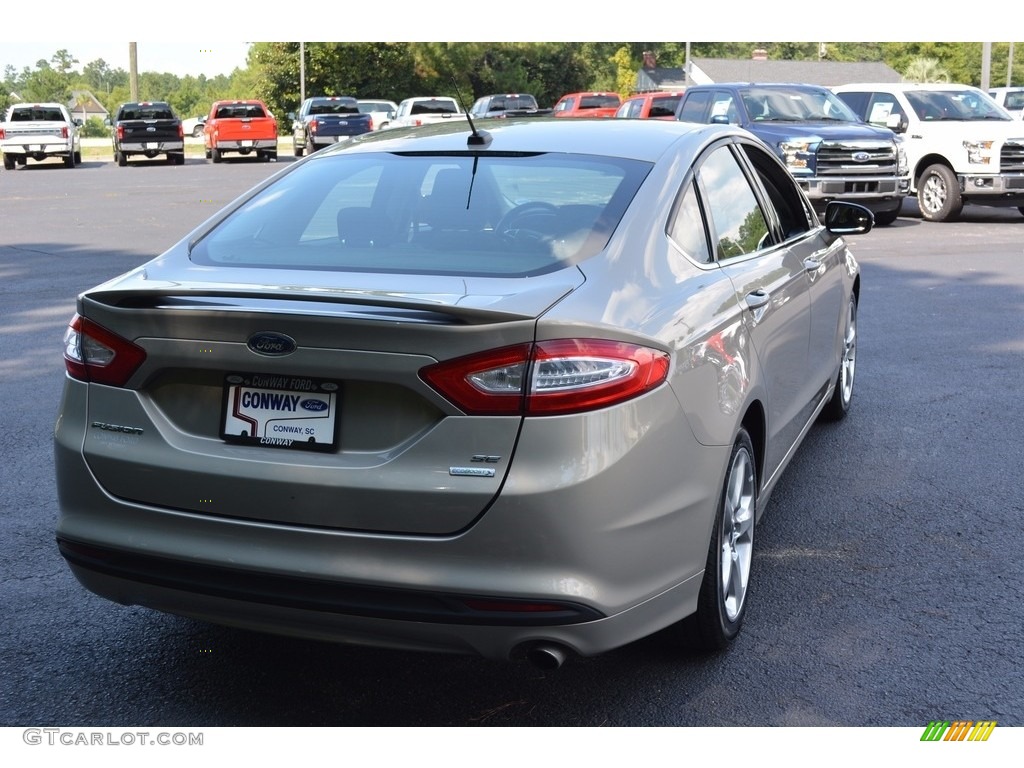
top-left (691, 82), bottom-right (831, 92)
top-left (834, 82), bottom-right (983, 92)
top-left (318, 117), bottom-right (730, 163)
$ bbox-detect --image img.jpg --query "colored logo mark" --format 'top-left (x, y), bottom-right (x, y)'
top-left (921, 721), bottom-right (997, 742)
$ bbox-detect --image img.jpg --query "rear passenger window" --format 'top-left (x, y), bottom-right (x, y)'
top-left (677, 92), bottom-right (711, 123)
top-left (667, 181), bottom-right (711, 263)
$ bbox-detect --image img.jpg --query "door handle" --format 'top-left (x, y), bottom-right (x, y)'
top-left (745, 289), bottom-right (770, 310)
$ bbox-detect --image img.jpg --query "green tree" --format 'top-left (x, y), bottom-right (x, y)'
top-left (901, 56), bottom-right (951, 83)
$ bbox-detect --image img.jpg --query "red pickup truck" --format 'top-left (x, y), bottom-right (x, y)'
top-left (551, 92), bottom-right (622, 118)
top-left (203, 100), bottom-right (278, 163)
top-left (614, 91), bottom-right (686, 120)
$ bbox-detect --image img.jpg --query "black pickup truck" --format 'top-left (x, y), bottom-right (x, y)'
top-left (290, 97), bottom-right (373, 157)
top-left (111, 101), bottom-right (185, 166)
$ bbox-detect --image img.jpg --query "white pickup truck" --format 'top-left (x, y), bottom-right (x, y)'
top-left (833, 83), bottom-right (1024, 221)
top-left (388, 96), bottom-right (465, 129)
top-left (1, 102), bottom-right (82, 170)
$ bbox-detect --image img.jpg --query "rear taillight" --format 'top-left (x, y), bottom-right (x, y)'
top-left (420, 339), bottom-right (669, 416)
top-left (61, 126), bottom-right (69, 139)
top-left (63, 314), bottom-right (146, 387)
top-left (0, 128), bottom-right (5, 139)
top-left (177, 123), bottom-right (184, 139)
top-left (368, 117), bottom-right (374, 131)
top-left (116, 125), bottom-right (125, 140)
top-left (310, 119), bottom-right (319, 134)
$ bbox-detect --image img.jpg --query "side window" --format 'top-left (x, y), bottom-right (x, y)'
top-left (697, 146), bottom-right (770, 261)
top-left (866, 92), bottom-right (904, 127)
top-left (709, 92), bottom-right (738, 124)
top-left (677, 92), bottom-right (711, 123)
top-left (667, 180), bottom-right (711, 263)
top-left (739, 143), bottom-right (814, 239)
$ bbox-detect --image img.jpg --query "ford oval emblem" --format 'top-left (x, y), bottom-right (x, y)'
top-left (300, 399), bottom-right (328, 412)
top-left (247, 332), bottom-right (296, 356)
top-left (852, 151), bottom-right (871, 163)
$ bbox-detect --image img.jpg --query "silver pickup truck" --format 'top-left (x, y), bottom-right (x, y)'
top-left (1, 103), bottom-right (82, 169)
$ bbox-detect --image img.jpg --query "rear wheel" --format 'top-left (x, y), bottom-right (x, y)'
top-left (820, 293), bottom-right (857, 422)
top-left (2, 154), bottom-right (14, 170)
top-left (683, 428), bottom-right (756, 651)
top-left (294, 142), bottom-right (304, 158)
top-left (211, 147), bottom-right (222, 164)
top-left (74, 150), bottom-right (82, 164)
top-left (918, 164), bottom-right (962, 222)
top-left (63, 152), bottom-right (75, 168)
top-left (116, 151), bottom-right (127, 167)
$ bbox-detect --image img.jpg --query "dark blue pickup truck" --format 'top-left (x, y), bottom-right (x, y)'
top-left (290, 96), bottom-right (373, 157)
top-left (676, 83), bottom-right (909, 224)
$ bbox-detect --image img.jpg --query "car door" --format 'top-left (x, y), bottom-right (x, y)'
top-left (737, 141), bottom-right (848, 425)
top-left (696, 141), bottom-right (813, 479)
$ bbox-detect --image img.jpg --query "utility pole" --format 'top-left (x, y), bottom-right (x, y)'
top-left (1009, 42), bottom-right (1016, 87)
top-left (685, 41), bottom-right (691, 85)
top-left (300, 42), bottom-right (306, 103)
top-left (981, 42), bottom-right (991, 91)
top-left (129, 42), bottom-right (138, 101)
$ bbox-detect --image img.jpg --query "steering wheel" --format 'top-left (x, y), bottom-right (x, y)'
top-left (497, 202), bottom-right (558, 243)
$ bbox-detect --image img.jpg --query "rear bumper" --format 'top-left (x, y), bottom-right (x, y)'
top-left (1, 141), bottom-right (72, 156)
top-left (119, 140), bottom-right (185, 153)
top-left (54, 378), bottom-right (724, 660)
top-left (214, 139), bottom-right (277, 151)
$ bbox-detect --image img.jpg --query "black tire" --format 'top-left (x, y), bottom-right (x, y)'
top-left (74, 151), bottom-right (82, 164)
top-left (306, 136), bottom-right (316, 155)
top-left (873, 209), bottom-right (899, 226)
top-left (820, 292), bottom-right (857, 422)
top-left (116, 151), bottom-right (127, 167)
top-left (917, 164), bottom-right (962, 222)
top-left (192, 126), bottom-right (204, 138)
top-left (294, 142), bottom-right (304, 158)
top-left (211, 147), bottom-right (222, 164)
top-left (2, 154), bottom-right (14, 171)
top-left (683, 428), bottom-right (757, 651)
top-left (63, 152), bottom-right (75, 168)
top-left (1018, 206), bottom-right (1024, 217)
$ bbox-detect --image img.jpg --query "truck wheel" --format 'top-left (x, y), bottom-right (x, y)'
top-left (2, 154), bottom-right (14, 171)
top-left (294, 143), bottom-right (303, 158)
top-left (64, 152), bottom-right (76, 168)
top-left (306, 136), bottom-right (316, 154)
top-left (117, 151), bottom-right (127, 167)
top-left (918, 164), bottom-right (962, 222)
top-left (74, 151), bottom-right (82, 164)
top-left (211, 147), bottom-right (222, 164)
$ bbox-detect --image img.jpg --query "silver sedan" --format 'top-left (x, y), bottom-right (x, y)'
top-left (55, 118), bottom-right (866, 668)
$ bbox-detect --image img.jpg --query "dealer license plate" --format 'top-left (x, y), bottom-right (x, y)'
top-left (241, 139), bottom-right (254, 147)
top-left (221, 373), bottom-right (339, 452)
top-left (144, 142), bottom-right (157, 149)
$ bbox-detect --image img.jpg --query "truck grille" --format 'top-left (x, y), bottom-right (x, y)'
top-left (1001, 140), bottom-right (1024, 173)
top-left (817, 141), bottom-right (897, 176)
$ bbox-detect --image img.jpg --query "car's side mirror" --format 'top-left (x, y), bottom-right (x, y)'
top-left (886, 113), bottom-right (906, 133)
top-left (825, 201), bottom-right (874, 235)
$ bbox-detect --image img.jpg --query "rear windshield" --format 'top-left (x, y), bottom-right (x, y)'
top-left (359, 102), bottom-right (394, 113)
top-left (649, 95), bottom-right (682, 117)
top-left (579, 95), bottom-right (620, 109)
top-left (214, 104), bottom-right (267, 119)
top-left (190, 151), bottom-right (652, 277)
top-left (309, 99), bottom-right (358, 115)
top-left (410, 100), bottom-right (459, 115)
top-left (489, 96), bottom-right (538, 111)
top-left (10, 107), bottom-right (65, 122)
top-left (118, 104), bottom-right (175, 120)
